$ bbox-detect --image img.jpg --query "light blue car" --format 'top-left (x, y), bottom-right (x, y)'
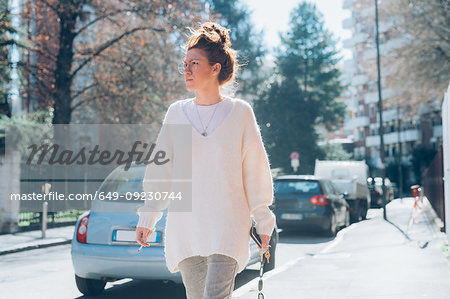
top-left (71, 163), bottom-right (278, 296)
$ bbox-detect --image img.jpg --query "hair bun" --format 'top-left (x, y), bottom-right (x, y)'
top-left (203, 22), bottom-right (231, 49)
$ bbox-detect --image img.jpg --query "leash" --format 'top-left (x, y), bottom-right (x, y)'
top-left (257, 246), bottom-right (271, 299)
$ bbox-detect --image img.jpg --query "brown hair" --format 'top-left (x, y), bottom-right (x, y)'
top-left (185, 22), bottom-right (238, 86)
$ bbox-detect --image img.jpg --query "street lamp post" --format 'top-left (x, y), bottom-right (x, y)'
top-left (375, 0), bottom-right (387, 220)
top-left (396, 102), bottom-right (404, 200)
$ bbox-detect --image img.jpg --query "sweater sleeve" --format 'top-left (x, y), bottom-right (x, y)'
top-left (136, 105), bottom-right (174, 230)
top-left (242, 104), bottom-right (275, 236)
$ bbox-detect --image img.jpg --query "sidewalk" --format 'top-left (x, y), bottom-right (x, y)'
top-left (1, 198), bottom-right (449, 298)
top-left (237, 197), bottom-right (450, 299)
top-left (0, 225), bottom-right (74, 255)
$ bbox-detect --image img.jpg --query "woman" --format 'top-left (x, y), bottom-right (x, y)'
top-left (135, 21), bottom-right (275, 299)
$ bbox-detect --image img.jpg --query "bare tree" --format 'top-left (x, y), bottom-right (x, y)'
top-left (385, 0), bottom-right (449, 110)
top-left (70, 1), bottom-right (205, 124)
top-left (22, 0), bottom-right (205, 124)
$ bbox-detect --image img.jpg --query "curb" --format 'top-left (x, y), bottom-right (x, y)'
top-left (0, 239), bottom-right (72, 256)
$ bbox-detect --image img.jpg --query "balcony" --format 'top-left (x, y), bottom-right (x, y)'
top-left (366, 135), bottom-right (379, 147)
top-left (342, 17), bottom-right (354, 29)
top-left (343, 32), bottom-right (369, 48)
top-left (365, 129), bottom-right (420, 147)
top-left (343, 38), bottom-right (353, 49)
top-left (345, 116), bottom-right (370, 130)
top-left (365, 92), bottom-right (378, 104)
top-left (379, 19), bottom-right (395, 33)
top-left (360, 7), bottom-right (373, 18)
top-left (344, 98), bottom-right (358, 108)
top-left (384, 132), bottom-right (400, 145)
top-left (364, 88), bottom-right (396, 104)
top-left (363, 47), bottom-right (377, 60)
top-left (376, 108), bottom-right (399, 122)
top-left (380, 37), bottom-right (407, 55)
top-left (398, 129), bottom-right (420, 143)
top-left (351, 73), bottom-right (368, 86)
top-left (343, 0), bottom-right (354, 9)
top-left (382, 88), bottom-right (396, 100)
top-left (433, 125), bottom-right (442, 137)
top-left (343, 58), bottom-right (355, 71)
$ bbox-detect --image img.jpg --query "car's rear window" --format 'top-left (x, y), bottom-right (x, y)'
top-left (274, 180), bottom-right (320, 193)
top-left (97, 166), bottom-right (146, 202)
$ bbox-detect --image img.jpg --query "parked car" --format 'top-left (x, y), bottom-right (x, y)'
top-left (272, 175), bottom-right (349, 237)
top-left (314, 160), bottom-right (371, 223)
top-left (71, 163), bottom-right (279, 296)
top-left (367, 177), bottom-right (394, 208)
top-left (390, 182), bottom-right (400, 198)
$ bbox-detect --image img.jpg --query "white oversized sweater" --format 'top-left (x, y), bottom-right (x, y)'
top-left (136, 97), bottom-right (275, 274)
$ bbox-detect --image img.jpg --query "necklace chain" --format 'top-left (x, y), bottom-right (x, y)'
top-left (194, 97), bottom-right (223, 136)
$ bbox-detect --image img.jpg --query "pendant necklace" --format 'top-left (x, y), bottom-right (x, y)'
top-left (194, 97), bottom-right (223, 136)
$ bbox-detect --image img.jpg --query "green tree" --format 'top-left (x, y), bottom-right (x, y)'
top-left (253, 2), bottom-right (345, 174)
top-left (320, 142), bottom-right (352, 161)
top-left (209, 0), bottom-right (267, 97)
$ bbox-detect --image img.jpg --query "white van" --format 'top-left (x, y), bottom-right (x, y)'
top-left (314, 160), bottom-right (371, 222)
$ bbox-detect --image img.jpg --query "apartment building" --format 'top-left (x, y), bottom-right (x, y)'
top-left (340, 0), bottom-right (443, 179)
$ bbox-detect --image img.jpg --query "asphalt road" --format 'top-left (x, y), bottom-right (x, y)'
top-left (0, 223), bottom-right (339, 299)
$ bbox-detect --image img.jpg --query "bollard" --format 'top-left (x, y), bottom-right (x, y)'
top-left (42, 202), bottom-right (48, 239)
top-left (411, 185), bottom-right (421, 198)
top-left (41, 183), bottom-right (51, 239)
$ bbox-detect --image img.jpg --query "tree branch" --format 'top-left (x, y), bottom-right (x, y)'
top-left (71, 82), bottom-right (98, 102)
top-left (70, 26), bottom-right (165, 80)
top-left (74, 8), bottom-right (139, 37)
top-left (38, 0), bottom-right (60, 13)
top-left (70, 95), bottom-right (95, 111)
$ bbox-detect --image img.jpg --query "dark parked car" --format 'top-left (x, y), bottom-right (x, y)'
top-left (272, 175), bottom-right (350, 236)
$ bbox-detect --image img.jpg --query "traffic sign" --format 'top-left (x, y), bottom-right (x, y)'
top-left (290, 152), bottom-right (299, 160)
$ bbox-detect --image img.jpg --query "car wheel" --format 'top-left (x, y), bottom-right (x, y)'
top-left (344, 210), bottom-right (350, 228)
top-left (324, 214), bottom-right (337, 237)
top-left (263, 232), bottom-right (276, 272)
top-left (75, 274), bottom-right (106, 296)
top-left (350, 200), bottom-right (361, 223)
top-left (360, 201), bottom-right (368, 220)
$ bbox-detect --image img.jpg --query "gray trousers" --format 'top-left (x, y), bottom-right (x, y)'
top-left (178, 254), bottom-right (239, 299)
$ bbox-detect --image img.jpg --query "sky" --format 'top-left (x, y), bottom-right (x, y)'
top-left (243, 0), bottom-right (352, 61)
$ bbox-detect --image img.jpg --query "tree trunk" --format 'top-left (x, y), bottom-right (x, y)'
top-left (52, 3), bottom-right (83, 124)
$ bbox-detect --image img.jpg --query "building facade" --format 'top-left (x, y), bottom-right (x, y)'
top-left (340, 0), bottom-right (443, 186)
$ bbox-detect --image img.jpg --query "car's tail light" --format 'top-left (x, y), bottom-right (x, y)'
top-left (375, 190), bottom-right (381, 195)
top-left (310, 195), bottom-right (329, 205)
top-left (76, 214), bottom-right (90, 243)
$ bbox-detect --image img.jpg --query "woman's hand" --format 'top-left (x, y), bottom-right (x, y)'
top-left (258, 234), bottom-right (271, 251)
top-left (136, 227), bottom-right (153, 247)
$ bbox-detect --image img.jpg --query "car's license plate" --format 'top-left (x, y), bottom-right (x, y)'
top-left (281, 213), bottom-right (303, 220)
top-left (112, 230), bottom-right (161, 243)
